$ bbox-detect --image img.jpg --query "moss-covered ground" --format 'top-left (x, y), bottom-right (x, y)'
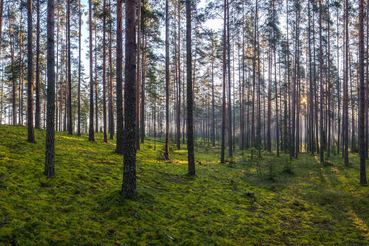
top-left (1, 124), bottom-right (369, 245)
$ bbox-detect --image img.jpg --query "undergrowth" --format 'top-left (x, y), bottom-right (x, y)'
top-left (0, 125), bottom-right (369, 245)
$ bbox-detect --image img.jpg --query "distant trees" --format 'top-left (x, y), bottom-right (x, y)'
top-left (0, 0), bottom-right (368, 185)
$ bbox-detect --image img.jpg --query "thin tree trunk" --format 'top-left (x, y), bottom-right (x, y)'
top-left (140, 33), bottom-right (146, 143)
top-left (67, 0), bottom-right (72, 134)
top-left (109, 0), bottom-right (114, 140)
top-left (227, 0), bottom-right (232, 157)
top-left (115, 0), bottom-right (123, 151)
top-left (103, 0), bottom-right (107, 142)
top-left (327, 0), bottom-right (331, 157)
top-left (78, 0), bottom-right (81, 136)
top-left (343, 0), bottom-right (349, 165)
top-left (359, 0), bottom-right (367, 184)
top-left (221, 0), bottom-right (227, 163)
top-left (176, 1), bottom-right (181, 149)
top-left (89, 0), bottom-right (95, 142)
top-left (27, 0), bottom-right (35, 142)
top-left (35, 0), bottom-right (41, 129)
top-left (136, 0), bottom-right (141, 149)
top-left (164, 0), bottom-right (170, 160)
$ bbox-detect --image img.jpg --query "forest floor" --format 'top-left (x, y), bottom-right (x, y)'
top-left (1, 124), bottom-right (369, 245)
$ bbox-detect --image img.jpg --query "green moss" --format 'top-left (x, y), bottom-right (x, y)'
top-left (0, 125), bottom-right (369, 244)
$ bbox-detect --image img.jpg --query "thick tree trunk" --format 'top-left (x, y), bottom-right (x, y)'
top-left (45, 0), bottom-right (55, 178)
top-left (186, 0), bottom-right (195, 175)
top-left (121, 0), bottom-right (137, 199)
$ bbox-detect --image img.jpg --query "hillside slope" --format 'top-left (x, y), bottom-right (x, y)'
top-left (0, 125), bottom-right (369, 245)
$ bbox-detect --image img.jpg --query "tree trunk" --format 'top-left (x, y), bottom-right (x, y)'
top-left (164, 0), bottom-right (170, 160)
top-left (67, 0), bottom-right (72, 135)
top-left (78, 0), bottom-right (81, 136)
top-left (136, 0), bottom-right (141, 149)
top-left (89, 0), bottom-right (95, 142)
top-left (176, 1), bottom-right (181, 149)
top-left (140, 33), bottom-right (146, 143)
top-left (27, 0), bottom-right (35, 142)
top-left (186, 0), bottom-right (195, 175)
top-left (121, 0), bottom-right (137, 199)
top-left (343, 0), bottom-right (349, 165)
top-left (45, 0), bottom-right (55, 178)
top-left (221, 0), bottom-right (227, 163)
top-left (227, 0), bottom-right (232, 157)
top-left (103, 0), bottom-right (107, 142)
top-left (109, 0), bottom-right (114, 140)
top-left (359, 0), bottom-right (367, 184)
top-left (115, 0), bottom-right (123, 151)
top-left (319, 0), bottom-right (324, 162)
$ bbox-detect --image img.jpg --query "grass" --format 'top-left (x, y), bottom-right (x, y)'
top-left (0, 124), bottom-right (369, 245)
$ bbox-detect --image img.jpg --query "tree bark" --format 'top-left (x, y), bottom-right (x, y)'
top-left (45, 0), bottom-right (55, 178)
top-left (103, 0), bottom-right (107, 142)
top-left (186, 0), bottom-right (195, 175)
top-left (35, 0), bottom-right (41, 129)
top-left (89, 0), bottom-right (95, 142)
top-left (121, 0), bottom-right (137, 199)
top-left (78, 0), bottom-right (82, 136)
top-left (164, 0), bottom-right (170, 160)
top-left (359, 0), bottom-right (366, 184)
top-left (27, 0), bottom-right (35, 143)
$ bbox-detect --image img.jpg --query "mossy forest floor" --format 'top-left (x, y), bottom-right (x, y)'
top-left (1, 125), bottom-right (369, 245)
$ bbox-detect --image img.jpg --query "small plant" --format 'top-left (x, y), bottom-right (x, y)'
top-left (281, 163), bottom-right (295, 176)
top-left (266, 162), bottom-right (277, 182)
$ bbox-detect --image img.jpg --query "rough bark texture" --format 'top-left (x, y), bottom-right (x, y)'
top-left (27, 0), bottom-right (35, 143)
top-left (121, 0), bottom-right (137, 199)
top-left (45, 0), bottom-right (55, 178)
top-left (186, 0), bottom-right (195, 175)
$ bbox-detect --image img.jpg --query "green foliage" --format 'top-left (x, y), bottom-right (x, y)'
top-left (0, 125), bottom-right (369, 244)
